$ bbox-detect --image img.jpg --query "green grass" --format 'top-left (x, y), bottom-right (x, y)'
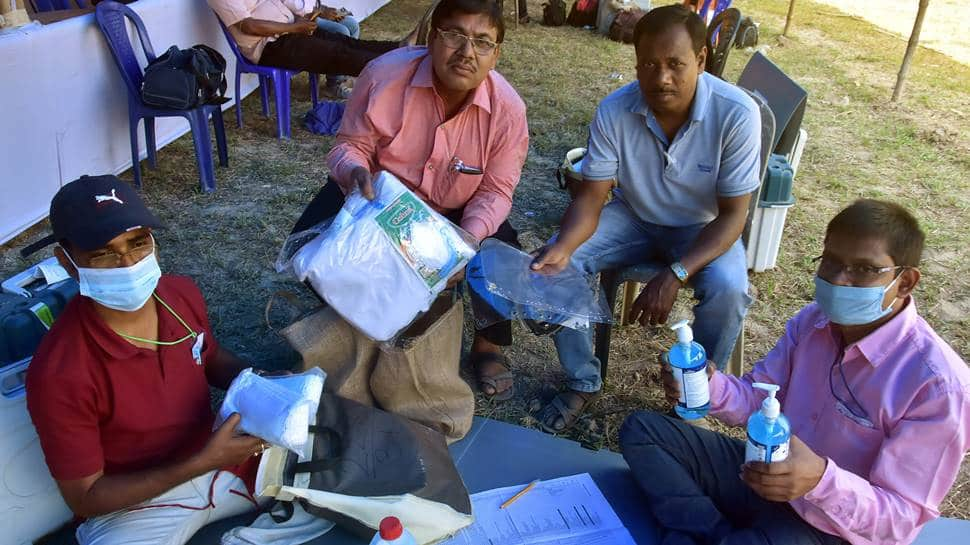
top-left (1, 0), bottom-right (968, 520)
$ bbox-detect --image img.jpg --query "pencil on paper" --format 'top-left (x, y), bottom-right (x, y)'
top-left (500, 479), bottom-right (540, 509)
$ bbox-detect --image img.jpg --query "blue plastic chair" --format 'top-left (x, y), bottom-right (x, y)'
top-left (94, 1), bottom-right (228, 193)
top-left (215, 16), bottom-right (319, 140)
top-left (697, 0), bottom-right (732, 23)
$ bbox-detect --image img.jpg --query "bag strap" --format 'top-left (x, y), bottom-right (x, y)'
top-left (264, 290), bottom-right (312, 334)
top-left (290, 425), bottom-right (343, 474)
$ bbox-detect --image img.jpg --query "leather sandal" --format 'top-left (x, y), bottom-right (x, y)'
top-left (537, 390), bottom-right (596, 433)
top-left (469, 352), bottom-right (515, 401)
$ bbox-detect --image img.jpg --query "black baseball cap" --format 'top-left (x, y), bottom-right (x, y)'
top-left (47, 175), bottom-right (164, 251)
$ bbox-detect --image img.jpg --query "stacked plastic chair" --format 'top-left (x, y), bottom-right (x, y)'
top-left (216, 17), bottom-right (320, 139)
top-left (94, 1), bottom-right (228, 192)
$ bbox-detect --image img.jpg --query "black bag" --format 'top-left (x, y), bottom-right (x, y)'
top-left (542, 0), bottom-right (567, 26)
top-left (566, 0), bottom-right (597, 27)
top-left (734, 16), bottom-right (759, 49)
top-left (608, 8), bottom-right (646, 43)
top-left (141, 44), bottom-right (229, 109)
top-left (267, 394), bottom-right (473, 540)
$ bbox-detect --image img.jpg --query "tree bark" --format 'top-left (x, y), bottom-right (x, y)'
top-left (892, 0), bottom-right (931, 102)
top-left (783, 0), bottom-right (796, 37)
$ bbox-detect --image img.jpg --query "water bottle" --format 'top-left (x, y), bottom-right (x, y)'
top-left (369, 516), bottom-right (418, 545)
top-left (665, 320), bottom-right (710, 420)
top-left (745, 383), bottom-right (791, 463)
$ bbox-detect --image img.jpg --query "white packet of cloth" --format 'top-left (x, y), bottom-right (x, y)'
top-left (290, 171), bottom-right (479, 341)
top-left (215, 368), bottom-right (326, 454)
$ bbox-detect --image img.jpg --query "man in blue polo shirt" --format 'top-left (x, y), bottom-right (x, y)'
top-left (530, 4), bottom-right (761, 432)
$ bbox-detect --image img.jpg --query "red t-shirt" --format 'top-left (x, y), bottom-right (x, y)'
top-left (27, 275), bottom-right (236, 482)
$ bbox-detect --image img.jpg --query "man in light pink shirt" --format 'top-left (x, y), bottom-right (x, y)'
top-left (620, 199), bottom-right (970, 545)
top-left (291, 0), bottom-right (528, 400)
top-left (207, 0), bottom-right (401, 97)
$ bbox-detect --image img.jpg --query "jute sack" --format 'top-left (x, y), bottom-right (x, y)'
top-left (279, 294), bottom-right (474, 443)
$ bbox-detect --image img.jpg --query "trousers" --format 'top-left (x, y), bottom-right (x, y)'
top-left (76, 471), bottom-right (257, 545)
top-left (259, 29), bottom-right (398, 77)
top-left (619, 411), bottom-right (848, 545)
top-left (552, 199), bottom-right (751, 392)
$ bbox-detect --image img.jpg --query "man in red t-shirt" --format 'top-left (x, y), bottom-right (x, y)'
top-left (26, 175), bottom-right (265, 545)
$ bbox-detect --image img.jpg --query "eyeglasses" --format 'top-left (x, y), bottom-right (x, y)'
top-left (86, 235), bottom-right (155, 269)
top-left (828, 352), bottom-right (873, 427)
top-left (435, 28), bottom-right (499, 56)
top-left (812, 255), bottom-right (903, 285)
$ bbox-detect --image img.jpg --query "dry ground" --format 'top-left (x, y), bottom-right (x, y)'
top-left (2, 0), bottom-right (968, 520)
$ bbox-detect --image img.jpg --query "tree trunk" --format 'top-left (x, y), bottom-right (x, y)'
top-left (892, 0), bottom-right (931, 102)
top-left (783, 0), bottom-right (796, 37)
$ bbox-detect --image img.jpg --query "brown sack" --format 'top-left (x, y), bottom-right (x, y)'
top-left (280, 303), bottom-right (379, 406)
top-left (280, 294), bottom-right (473, 443)
top-left (370, 295), bottom-right (474, 443)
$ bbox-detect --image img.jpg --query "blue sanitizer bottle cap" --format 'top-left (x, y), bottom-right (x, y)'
top-left (670, 319), bottom-right (693, 344)
top-left (753, 383), bottom-right (781, 419)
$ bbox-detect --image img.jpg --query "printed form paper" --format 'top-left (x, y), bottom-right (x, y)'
top-left (438, 473), bottom-right (636, 545)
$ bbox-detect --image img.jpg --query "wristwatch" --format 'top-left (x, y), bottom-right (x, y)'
top-left (669, 261), bottom-right (689, 285)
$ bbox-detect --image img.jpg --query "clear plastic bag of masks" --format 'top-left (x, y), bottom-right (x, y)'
top-left (466, 239), bottom-right (612, 333)
top-left (276, 171), bottom-right (479, 342)
top-left (215, 367), bottom-right (326, 454)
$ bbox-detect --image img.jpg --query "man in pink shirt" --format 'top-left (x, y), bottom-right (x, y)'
top-left (291, 0), bottom-right (528, 400)
top-left (620, 199), bottom-right (970, 545)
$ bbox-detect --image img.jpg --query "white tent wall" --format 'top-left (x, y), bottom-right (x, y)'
top-left (0, 0), bottom-right (391, 245)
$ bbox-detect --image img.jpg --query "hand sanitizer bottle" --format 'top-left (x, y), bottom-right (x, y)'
top-left (666, 320), bottom-right (710, 420)
top-left (745, 383), bottom-right (791, 463)
top-left (369, 517), bottom-right (417, 545)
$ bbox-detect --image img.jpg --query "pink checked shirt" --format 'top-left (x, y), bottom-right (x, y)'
top-left (709, 298), bottom-right (970, 545)
top-left (327, 47), bottom-right (529, 240)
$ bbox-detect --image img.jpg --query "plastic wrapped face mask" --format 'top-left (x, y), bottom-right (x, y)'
top-left (406, 221), bottom-right (452, 271)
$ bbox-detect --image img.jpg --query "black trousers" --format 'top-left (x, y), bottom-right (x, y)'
top-left (259, 29), bottom-right (399, 77)
top-left (291, 181), bottom-right (520, 346)
top-left (619, 411), bottom-right (849, 545)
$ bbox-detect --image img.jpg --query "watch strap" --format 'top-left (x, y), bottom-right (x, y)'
top-left (670, 261), bottom-right (689, 284)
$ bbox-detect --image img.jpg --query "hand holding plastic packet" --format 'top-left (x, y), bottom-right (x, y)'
top-left (277, 171), bottom-right (479, 341)
top-left (467, 239), bottom-right (612, 332)
top-left (215, 368), bottom-right (326, 454)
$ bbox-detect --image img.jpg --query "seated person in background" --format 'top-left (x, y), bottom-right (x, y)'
top-left (26, 175), bottom-right (268, 545)
top-left (529, 4), bottom-right (761, 432)
top-left (620, 199), bottom-right (970, 545)
top-left (208, 0), bottom-right (409, 98)
top-left (290, 0), bottom-right (528, 400)
top-left (313, 3), bottom-right (360, 38)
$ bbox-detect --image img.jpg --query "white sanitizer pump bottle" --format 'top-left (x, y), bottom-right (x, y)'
top-left (666, 320), bottom-right (710, 420)
top-left (745, 383), bottom-right (791, 463)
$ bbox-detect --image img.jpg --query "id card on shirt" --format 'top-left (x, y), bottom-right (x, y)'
top-left (191, 333), bottom-right (205, 365)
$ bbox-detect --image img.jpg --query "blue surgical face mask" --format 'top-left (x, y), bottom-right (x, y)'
top-left (814, 274), bottom-right (899, 326)
top-left (63, 249), bottom-right (161, 312)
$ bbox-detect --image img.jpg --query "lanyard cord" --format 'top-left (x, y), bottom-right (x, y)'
top-left (114, 293), bottom-right (198, 346)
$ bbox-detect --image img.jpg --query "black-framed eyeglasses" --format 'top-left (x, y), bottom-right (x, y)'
top-left (435, 28), bottom-right (499, 56)
top-left (86, 234), bottom-right (155, 269)
top-left (812, 255), bottom-right (903, 285)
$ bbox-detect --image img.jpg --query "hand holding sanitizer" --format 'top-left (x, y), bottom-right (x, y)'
top-left (745, 383), bottom-right (791, 463)
top-left (666, 320), bottom-right (710, 420)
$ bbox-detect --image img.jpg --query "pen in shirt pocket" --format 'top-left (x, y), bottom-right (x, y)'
top-left (451, 157), bottom-right (483, 175)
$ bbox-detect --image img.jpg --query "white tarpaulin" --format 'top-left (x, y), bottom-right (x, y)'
top-left (0, 0), bottom-right (391, 245)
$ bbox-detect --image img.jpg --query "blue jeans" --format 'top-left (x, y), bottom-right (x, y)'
top-left (553, 199), bottom-right (751, 392)
top-left (314, 16), bottom-right (360, 38)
